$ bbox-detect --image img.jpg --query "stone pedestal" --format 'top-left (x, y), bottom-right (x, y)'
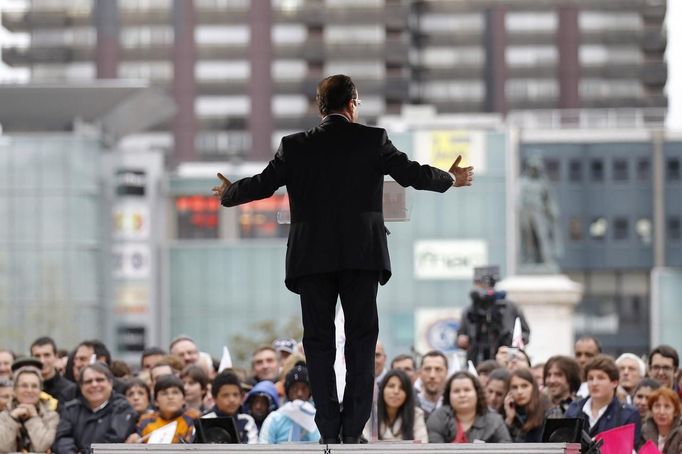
top-left (497, 274), bottom-right (583, 364)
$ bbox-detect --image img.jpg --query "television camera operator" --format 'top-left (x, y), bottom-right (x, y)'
top-left (456, 266), bottom-right (530, 365)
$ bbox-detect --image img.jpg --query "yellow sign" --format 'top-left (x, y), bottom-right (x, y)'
top-left (430, 131), bottom-right (472, 171)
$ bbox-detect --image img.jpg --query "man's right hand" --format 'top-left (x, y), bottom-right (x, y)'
top-left (449, 155), bottom-right (474, 187)
top-left (212, 172), bottom-right (232, 200)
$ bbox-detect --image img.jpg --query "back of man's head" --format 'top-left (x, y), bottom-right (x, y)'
top-left (316, 75), bottom-right (356, 116)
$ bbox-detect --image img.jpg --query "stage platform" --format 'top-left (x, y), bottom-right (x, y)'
top-left (93, 443), bottom-right (581, 454)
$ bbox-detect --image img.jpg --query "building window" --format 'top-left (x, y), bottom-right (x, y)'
top-left (569, 159), bottom-right (582, 182)
top-left (612, 159), bottom-right (629, 181)
top-left (637, 158), bottom-right (650, 181)
top-left (544, 158), bottom-right (560, 181)
top-left (239, 195), bottom-right (290, 239)
top-left (176, 196), bottom-right (220, 239)
top-left (667, 158), bottom-right (680, 181)
top-left (569, 217), bottom-right (583, 240)
top-left (591, 159), bottom-right (604, 181)
top-left (669, 216), bottom-right (681, 241)
top-left (613, 217), bottom-right (629, 240)
top-left (589, 217), bottom-right (608, 239)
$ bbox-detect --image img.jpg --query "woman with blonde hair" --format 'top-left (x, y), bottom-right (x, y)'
top-left (0, 365), bottom-right (59, 452)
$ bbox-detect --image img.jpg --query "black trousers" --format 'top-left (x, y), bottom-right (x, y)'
top-left (297, 270), bottom-right (379, 439)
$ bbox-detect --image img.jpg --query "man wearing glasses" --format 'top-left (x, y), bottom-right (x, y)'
top-left (648, 345), bottom-right (679, 389)
top-left (213, 74), bottom-right (474, 444)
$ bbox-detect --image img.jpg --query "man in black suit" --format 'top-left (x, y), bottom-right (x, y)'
top-left (212, 75), bottom-right (473, 443)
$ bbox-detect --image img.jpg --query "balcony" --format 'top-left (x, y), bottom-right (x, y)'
top-left (1, 45), bottom-right (93, 66)
top-left (0, 9), bottom-right (90, 31)
top-left (638, 61), bottom-right (667, 87)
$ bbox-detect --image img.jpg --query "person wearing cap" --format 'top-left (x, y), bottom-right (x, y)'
top-left (0, 364), bottom-right (59, 452)
top-left (242, 380), bottom-right (279, 431)
top-left (258, 362), bottom-right (320, 444)
top-left (273, 339), bottom-right (297, 371)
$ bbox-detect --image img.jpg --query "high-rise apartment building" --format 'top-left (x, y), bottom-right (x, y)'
top-left (2, 0), bottom-right (667, 163)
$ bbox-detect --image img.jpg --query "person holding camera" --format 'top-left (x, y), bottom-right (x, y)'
top-left (456, 267), bottom-right (530, 365)
top-left (0, 363), bottom-right (59, 453)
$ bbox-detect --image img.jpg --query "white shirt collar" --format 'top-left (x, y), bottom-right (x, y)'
top-left (322, 113), bottom-right (350, 122)
top-left (582, 397), bottom-right (609, 429)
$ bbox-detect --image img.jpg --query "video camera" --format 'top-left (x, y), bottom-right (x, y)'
top-left (466, 266), bottom-right (505, 363)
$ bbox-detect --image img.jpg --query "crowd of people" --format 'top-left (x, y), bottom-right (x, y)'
top-left (0, 334), bottom-right (681, 452)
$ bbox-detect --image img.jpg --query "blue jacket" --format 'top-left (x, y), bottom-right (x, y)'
top-left (565, 396), bottom-right (642, 450)
top-left (257, 401), bottom-right (320, 444)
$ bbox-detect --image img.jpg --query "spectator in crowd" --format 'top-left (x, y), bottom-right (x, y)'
top-left (54, 363), bottom-right (137, 453)
top-left (275, 352), bottom-right (306, 400)
top-left (56, 350), bottom-right (68, 377)
top-left (565, 355), bottom-right (642, 450)
top-left (530, 363), bottom-right (545, 391)
top-left (391, 354), bottom-right (418, 384)
top-left (635, 378), bottom-right (663, 421)
top-left (616, 353), bottom-right (646, 399)
top-left (110, 361), bottom-right (131, 380)
top-left (122, 378), bottom-right (152, 417)
top-left (363, 369), bottom-right (427, 442)
top-left (427, 371), bottom-right (511, 443)
top-left (140, 347), bottom-right (166, 372)
top-left (375, 341), bottom-right (388, 385)
top-left (169, 336), bottom-right (200, 367)
top-left (202, 371), bottom-right (258, 444)
top-left (0, 365), bottom-right (58, 453)
top-left (273, 338), bottom-right (297, 372)
top-left (127, 375), bottom-right (201, 444)
top-left (259, 363), bottom-right (320, 444)
top-left (247, 346), bottom-right (279, 386)
top-left (495, 346), bottom-right (531, 371)
top-left (543, 355), bottom-right (581, 418)
top-left (149, 356), bottom-right (183, 391)
top-left (417, 351), bottom-right (448, 418)
top-left (243, 379), bottom-right (279, 430)
top-left (642, 387), bottom-right (682, 453)
top-left (0, 378), bottom-right (12, 412)
top-left (68, 340), bottom-right (112, 383)
top-left (180, 365), bottom-right (209, 412)
top-left (0, 349), bottom-right (15, 380)
top-left (476, 360), bottom-right (500, 388)
top-left (649, 345), bottom-right (679, 389)
top-left (30, 337), bottom-right (77, 406)
top-left (574, 336), bottom-right (602, 398)
top-left (485, 368), bottom-right (510, 413)
top-left (503, 368), bottom-right (549, 442)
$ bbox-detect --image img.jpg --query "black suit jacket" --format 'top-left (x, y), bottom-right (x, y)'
top-left (222, 115), bottom-right (454, 293)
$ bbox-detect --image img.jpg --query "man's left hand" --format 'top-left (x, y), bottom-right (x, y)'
top-left (212, 172), bottom-right (232, 199)
top-left (449, 155), bottom-right (474, 187)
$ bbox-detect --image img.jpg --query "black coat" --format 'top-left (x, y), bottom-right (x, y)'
top-left (53, 392), bottom-right (137, 454)
top-left (221, 115), bottom-right (454, 293)
top-left (43, 372), bottom-right (77, 407)
top-left (565, 395), bottom-right (642, 450)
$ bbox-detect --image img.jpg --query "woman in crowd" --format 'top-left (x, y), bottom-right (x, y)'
top-left (427, 371), bottom-right (511, 443)
top-left (503, 368), bottom-right (549, 442)
top-left (642, 387), bottom-right (682, 453)
top-left (123, 378), bottom-right (153, 417)
top-left (0, 365), bottom-right (59, 452)
top-left (363, 369), bottom-right (427, 442)
top-left (180, 365), bottom-right (209, 412)
top-left (635, 378), bottom-right (662, 421)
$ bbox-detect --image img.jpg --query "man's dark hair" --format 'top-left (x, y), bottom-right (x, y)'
top-left (211, 371), bottom-right (243, 399)
top-left (316, 75), bottom-right (357, 116)
top-left (141, 347), bottom-right (166, 366)
top-left (649, 345), bottom-right (680, 369)
top-left (78, 340), bottom-right (112, 366)
top-left (488, 367), bottom-right (511, 385)
top-left (390, 354), bottom-right (416, 370)
top-left (634, 378), bottom-right (661, 394)
top-left (30, 337), bottom-right (57, 355)
top-left (169, 335), bottom-right (197, 352)
top-left (78, 363), bottom-right (114, 385)
top-left (576, 335), bottom-right (602, 353)
top-left (180, 365), bottom-right (209, 391)
top-left (122, 377), bottom-right (151, 402)
top-left (154, 374), bottom-right (185, 398)
top-left (584, 355), bottom-right (620, 382)
top-left (420, 350), bottom-right (448, 369)
top-left (544, 355), bottom-right (582, 394)
top-left (477, 359), bottom-right (501, 376)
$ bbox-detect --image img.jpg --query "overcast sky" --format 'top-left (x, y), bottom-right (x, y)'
top-left (0, 1), bottom-right (681, 131)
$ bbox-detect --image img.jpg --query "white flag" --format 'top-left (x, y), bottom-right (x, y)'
top-left (89, 354), bottom-right (97, 365)
top-left (333, 306), bottom-right (346, 403)
top-left (218, 346), bottom-right (233, 372)
top-left (511, 317), bottom-right (525, 350)
top-left (147, 420), bottom-right (177, 444)
top-left (467, 360), bottom-right (479, 377)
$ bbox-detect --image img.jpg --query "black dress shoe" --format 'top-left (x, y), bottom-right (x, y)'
top-left (319, 437), bottom-right (341, 444)
top-left (342, 435), bottom-right (368, 444)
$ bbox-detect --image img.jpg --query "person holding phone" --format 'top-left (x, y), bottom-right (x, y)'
top-left (503, 368), bottom-right (550, 442)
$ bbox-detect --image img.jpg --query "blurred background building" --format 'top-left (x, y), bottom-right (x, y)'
top-left (1, 0), bottom-right (679, 364)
